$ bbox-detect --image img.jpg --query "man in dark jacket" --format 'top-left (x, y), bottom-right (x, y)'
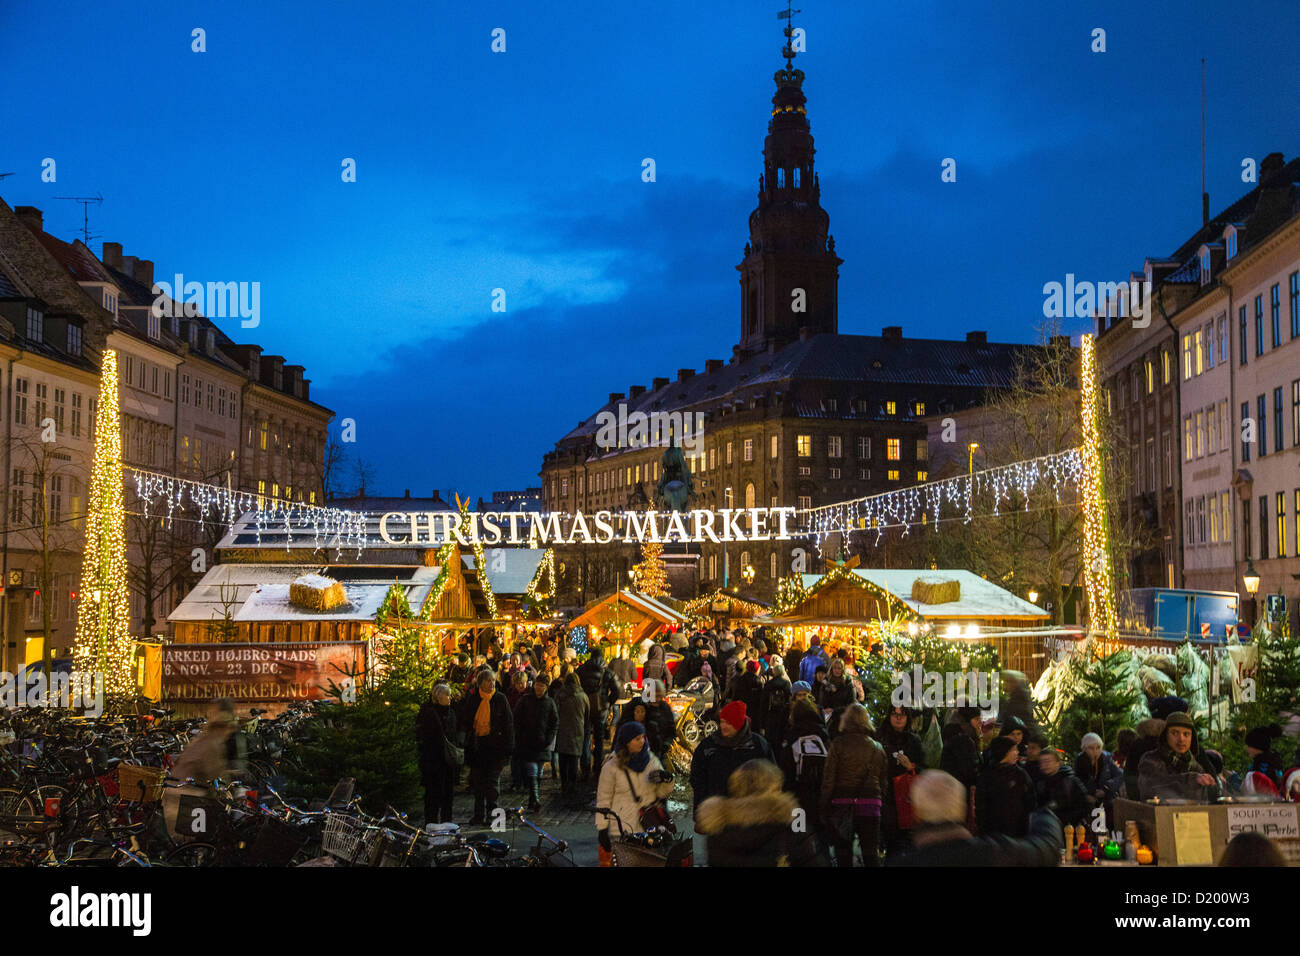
top-left (783, 642), bottom-right (804, 685)
top-left (459, 670), bottom-right (515, 825)
top-left (1138, 711), bottom-right (1218, 802)
top-left (512, 675), bottom-right (559, 811)
top-left (759, 664), bottom-right (793, 747)
top-left (1035, 747), bottom-right (1089, 827)
top-left (690, 701), bottom-right (773, 817)
top-left (577, 647), bottom-right (621, 780)
top-left (1123, 696), bottom-right (1188, 798)
top-left (940, 707), bottom-right (983, 793)
top-left (731, 660), bottom-right (764, 712)
top-left (892, 770), bottom-right (1062, 867)
top-left (976, 736), bottom-right (1036, 837)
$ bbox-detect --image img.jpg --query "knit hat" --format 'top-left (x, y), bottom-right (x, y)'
top-left (615, 721), bottom-right (646, 749)
top-left (746, 660), bottom-right (761, 674)
top-left (792, 680), bottom-right (812, 694)
top-left (999, 716), bottom-right (1026, 737)
top-left (1162, 712), bottom-right (1195, 740)
top-left (1245, 724), bottom-right (1283, 751)
top-left (719, 701), bottom-right (747, 731)
top-left (1201, 748), bottom-right (1224, 777)
top-left (1283, 768), bottom-right (1300, 800)
top-left (988, 736), bottom-right (1019, 763)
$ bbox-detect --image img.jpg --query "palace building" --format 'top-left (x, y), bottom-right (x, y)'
top-left (539, 35), bottom-right (1049, 607)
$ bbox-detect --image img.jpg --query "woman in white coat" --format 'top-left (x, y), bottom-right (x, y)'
top-left (595, 721), bottom-right (674, 866)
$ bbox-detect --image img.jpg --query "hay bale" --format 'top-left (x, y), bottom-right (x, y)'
top-left (911, 577), bottom-right (960, 605)
top-left (290, 573), bottom-right (347, 612)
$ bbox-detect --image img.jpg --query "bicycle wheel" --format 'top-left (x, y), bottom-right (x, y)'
top-left (163, 841), bottom-right (218, 867)
top-left (0, 786), bottom-right (45, 835)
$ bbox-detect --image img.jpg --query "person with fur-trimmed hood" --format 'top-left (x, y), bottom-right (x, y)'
top-left (1137, 711), bottom-right (1218, 802)
top-left (696, 759), bottom-right (829, 867)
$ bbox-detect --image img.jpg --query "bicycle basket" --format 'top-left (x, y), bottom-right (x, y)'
top-left (248, 817), bottom-right (308, 866)
top-left (611, 838), bottom-right (672, 868)
top-left (321, 814), bottom-right (379, 863)
top-left (117, 764), bottom-right (165, 804)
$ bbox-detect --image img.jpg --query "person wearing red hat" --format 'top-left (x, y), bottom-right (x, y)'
top-left (689, 700), bottom-right (773, 820)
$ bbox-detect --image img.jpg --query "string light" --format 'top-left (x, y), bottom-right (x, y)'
top-left (1079, 335), bottom-right (1119, 650)
top-left (73, 349), bottom-right (135, 695)
top-left (630, 519), bottom-right (669, 598)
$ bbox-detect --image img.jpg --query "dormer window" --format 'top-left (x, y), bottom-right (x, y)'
top-left (103, 291), bottom-right (117, 317)
top-left (205, 329), bottom-right (215, 353)
top-left (147, 313), bottom-right (160, 340)
top-left (188, 324), bottom-right (198, 348)
top-left (1199, 247), bottom-right (1211, 285)
top-left (1225, 227), bottom-right (1238, 260)
top-left (793, 167), bottom-right (801, 188)
top-left (67, 323), bottom-right (82, 356)
top-left (25, 306), bottom-right (43, 343)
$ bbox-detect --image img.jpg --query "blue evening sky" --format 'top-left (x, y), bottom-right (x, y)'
top-left (3, 0), bottom-right (1298, 499)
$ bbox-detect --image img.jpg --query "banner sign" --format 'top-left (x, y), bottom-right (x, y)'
top-left (1226, 805), bottom-right (1300, 841)
top-left (161, 642), bottom-right (364, 702)
top-left (376, 507), bottom-right (797, 547)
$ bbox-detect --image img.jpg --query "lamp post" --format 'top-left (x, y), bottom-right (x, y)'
top-left (967, 442), bottom-right (979, 475)
top-left (1027, 589), bottom-right (1039, 605)
top-left (1243, 556), bottom-right (1260, 628)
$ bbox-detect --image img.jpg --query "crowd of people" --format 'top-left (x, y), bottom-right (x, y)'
top-left (412, 626), bottom-right (1300, 867)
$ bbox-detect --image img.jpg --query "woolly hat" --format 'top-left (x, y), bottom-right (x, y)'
top-left (615, 721), bottom-right (646, 749)
top-left (999, 716), bottom-right (1027, 737)
top-left (719, 701), bottom-right (748, 731)
top-left (988, 736), bottom-right (1019, 763)
top-left (1245, 724), bottom-right (1282, 751)
top-left (792, 680), bottom-right (812, 694)
top-left (1163, 711), bottom-right (1195, 733)
top-left (746, 660), bottom-right (761, 674)
top-left (1201, 748), bottom-right (1224, 776)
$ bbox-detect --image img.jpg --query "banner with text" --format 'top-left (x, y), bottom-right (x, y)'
top-left (161, 642), bottom-right (365, 702)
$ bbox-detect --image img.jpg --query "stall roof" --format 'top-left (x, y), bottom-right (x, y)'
top-left (168, 563), bottom-right (440, 624)
top-left (465, 548), bottom-right (547, 596)
top-left (798, 569), bottom-right (1049, 621)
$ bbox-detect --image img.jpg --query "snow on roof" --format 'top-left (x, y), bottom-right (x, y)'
top-left (798, 569), bottom-right (1048, 620)
top-left (477, 548), bottom-right (546, 596)
top-left (168, 563), bottom-right (440, 623)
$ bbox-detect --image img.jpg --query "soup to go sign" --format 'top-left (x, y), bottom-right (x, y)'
top-left (1226, 804), bottom-right (1300, 841)
top-left (162, 642), bottom-right (364, 702)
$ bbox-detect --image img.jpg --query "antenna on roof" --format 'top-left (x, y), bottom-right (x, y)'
top-left (52, 193), bottom-right (104, 244)
top-left (1201, 59), bottom-right (1208, 227)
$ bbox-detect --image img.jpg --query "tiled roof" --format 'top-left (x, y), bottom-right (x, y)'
top-left (558, 332), bottom-right (1038, 444)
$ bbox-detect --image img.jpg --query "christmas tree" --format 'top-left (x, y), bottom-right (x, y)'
top-left (632, 533), bottom-right (668, 598)
top-left (1049, 647), bottom-right (1144, 753)
top-left (73, 349), bottom-right (136, 696)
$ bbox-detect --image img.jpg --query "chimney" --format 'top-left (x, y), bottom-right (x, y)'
top-left (301, 378), bottom-right (310, 400)
top-left (1260, 152), bottom-right (1285, 186)
top-left (882, 326), bottom-right (903, 343)
top-left (101, 242), bottom-right (123, 269)
top-left (966, 330), bottom-right (987, 347)
top-left (628, 384), bottom-right (646, 398)
top-left (136, 259), bottom-right (154, 288)
top-left (14, 206), bottom-right (43, 233)
top-left (677, 368), bottom-right (695, 382)
top-left (608, 392), bottom-right (624, 404)
top-left (121, 255), bottom-right (138, 279)
top-left (798, 326), bottom-right (812, 342)
top-left (404, 489), bottom-right (410, 499)
top-left (652, 376), bottom-right (669, 391)
top-left (704, 358), bottom-right (724, 374)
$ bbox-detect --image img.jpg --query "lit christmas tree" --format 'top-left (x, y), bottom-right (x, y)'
top-left (74, 349), bottom-right (135, 695)
top-left (632, 533), bottom-right (669, 598)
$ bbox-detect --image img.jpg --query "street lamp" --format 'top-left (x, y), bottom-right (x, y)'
top-left (742, 564), bottom-right (755, 585)
top-left (1243, 557), bottom-right (1260, 596)
top-left (1027, 589), bottom-right (1039, 605)
top-left (967, 442), bottom-right (979, 475)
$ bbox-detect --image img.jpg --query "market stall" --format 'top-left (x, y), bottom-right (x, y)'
top-left (566, 589), bottom-right (686, 658)
top-left (681, 588), bottom-right (770, 630)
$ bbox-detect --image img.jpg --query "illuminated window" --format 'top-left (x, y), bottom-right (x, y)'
top-left (1194, 328), bottom-right (1204, 375)
top-left (885, 401), bottom-right (897, 416)
top-left (1161, 348), bottom-right (1171, 384)
top-left (1144, 358), bottom-right (1154, 393)
top-left (914, 402), bottom-right (925, 416)
top-left (886, 438), bottom-right (901, 461)
top-left (797, 435), bottom-right (811, 457)
top-left (726, 442), bottom-right (733, 465)
top-left (770, 435), bottom-right (778, 458)
top-left (888, 469), bottom-right (900, 481)
top-left (1278, 493), bottom-right (1287, 558)
top-left (1182, 334), bottom-right (1192, 380)
top-left (769, 552), bottom-right (778, 578)
top-left (259, 421), bottom-right (268, 451)
top-left (917, 470), bottom-right (928, 482)
top-left (744, 439), bottom-right (753, 462)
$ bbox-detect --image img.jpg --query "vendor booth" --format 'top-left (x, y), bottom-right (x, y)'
top-left (566, 589), bottom-right (686, 658)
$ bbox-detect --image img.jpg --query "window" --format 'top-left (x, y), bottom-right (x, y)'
top-left (796, 435), bottom-right (811, 457)
top-left (887, 469), bottom-right (900, 481)
top-left (797, 495), bottom-right (811, 511)
top-left (1220, 400), bottom-right (1229, 452)
top-left (88, 397), bottom-right (96, 435)
top-left (164, 371), bottom-right (171, 399)
top-left (886, 438), bottom-right (901, 461)
top-left (53, 388), bottom-right (65, 432)
top-left (1255, 295), bottom-right (1264, 356)
top-left (1194, 328), bottom-right (1204, 375)
top-left (1161, 348), bottom-right (1171, 384)
top-left (1274, 387), bottom-right (1284, 453)
top-left (1206, 405), bottom-right (1217, 454)
top-left (34, 382), bottom-right (47, 425)
top-left (708, 448), bottom-right (715, 470)
top-left (229, 393), bottom-right (237, 419)
top-left (916, 439), bottom-right (928, 461)
top-left (1227, 231), bottom-right (1238, 259)
top-left (1210, 494), bottom-right (1219, 542)
top-left (1185, 499), bottom-right (1195, 545)
top-left (726, 441), bottom-right (733, 465)
top-left (857, 436), bottom-right (871, 458)
top-left (1272, 284), bottom-right (1282, 348)
top-left (1277, 492), bottom-right (1287, 558)
top-left (1199, 249), bottom-right (1211, 284)
top-left (828, 467), bottom-right (841, 479)
top-left (192, 377), bottom-right (202, 408)
top-left (914, 401), bottom-right (926, 416)
top-left (1259, 496), bottom-right (1269, 560)
top-left (1258, 395), bottom-right (1267, 457)
top-left (10, 469), bottom-right (23, 522)
top-left (1217, 317), bottom-right (1227, 365)
top-left (770, 552), bottom-right (778, 579)
top-left (1221, 492), bottom-right (1231, 542)
top-left (827, 436), bottom-right (842, 458)
top-left (123, 355), bottom-right (134, 387)
top-left (1162, 432), bottom-right (1172, 487)
top-left (147, 312), bottom-right (160, 339)
top-left (180, 436), bottom-right (190, 471)
top-left (218, 387), bottom-right (226, 417)
top-left (1241, 403), bottom-right (1251, 462)
top-left (71, 393), bottom-right (81, 438)
top-left (1184, 416), bottom-right (1194, 461)
top-left (13, 377), bottom-right (27, 425)
top-left (151, 366), bottom-right (159, 394)
top-left (1144, 357), bottom-right (1154, 393)
top-left (1239, 306), bottom-right (1248, 365)
top-left (1195, 410), bottom-right (1204, 457)
top-left (1203, 324), bottom-right (1215, 370)
top-left (1182, 334), bottom-right (1192, 380)
top-left (1295, 490), bottom-right (1300, 557)
top-left (917, 470), bottom-right (928, 482)
top-left (181, 374), bottom-right (190, 405)
top-left (67, 323), bottom-right (82, 356)
top-left (1291, 271), bottom-right (1299, 339)
top-left (885, 401), bottom-right (897, 416)
top-left (1292, 380), bottom-right (1300, 446)
top-left (1197, 496), bottom-right (1206, 545)
top-left (770, 435), bottom-right (778, 459)
top-left (798, 465), bottom-right (811, 476)
top-left (858, 467), bottom-right (870, 480)
top-left (1243, 501), bottom-right (1252, 560)
top-left (740, 438), bottom-right (752, 462)
top-left (207, 382), bottom-right (215, 413)
top-left (1145, 436), bottom-right (1156, 492)
top-left (26, 307), bottom-right (43, 343)
top-left (259, 421), bottom-right (268, 451)
top-left (49, 475), bottom-right (62, 524)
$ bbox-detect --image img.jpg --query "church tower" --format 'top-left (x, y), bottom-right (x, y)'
top-left (736, 18), bottom-right (841, 356)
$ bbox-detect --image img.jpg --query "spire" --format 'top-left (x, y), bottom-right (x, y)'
top-left (779, 2), bottom-right (802, 70)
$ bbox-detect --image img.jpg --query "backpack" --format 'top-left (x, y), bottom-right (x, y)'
top-left (766, 684), bottom-right (791, 723)
top-left (791, 734), bottom-right (828, 783)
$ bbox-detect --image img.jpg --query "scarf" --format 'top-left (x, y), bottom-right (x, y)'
top-left (628, 747), bottom-right (651, 773)
top-left (474, 687), bottom-right (495, 737)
